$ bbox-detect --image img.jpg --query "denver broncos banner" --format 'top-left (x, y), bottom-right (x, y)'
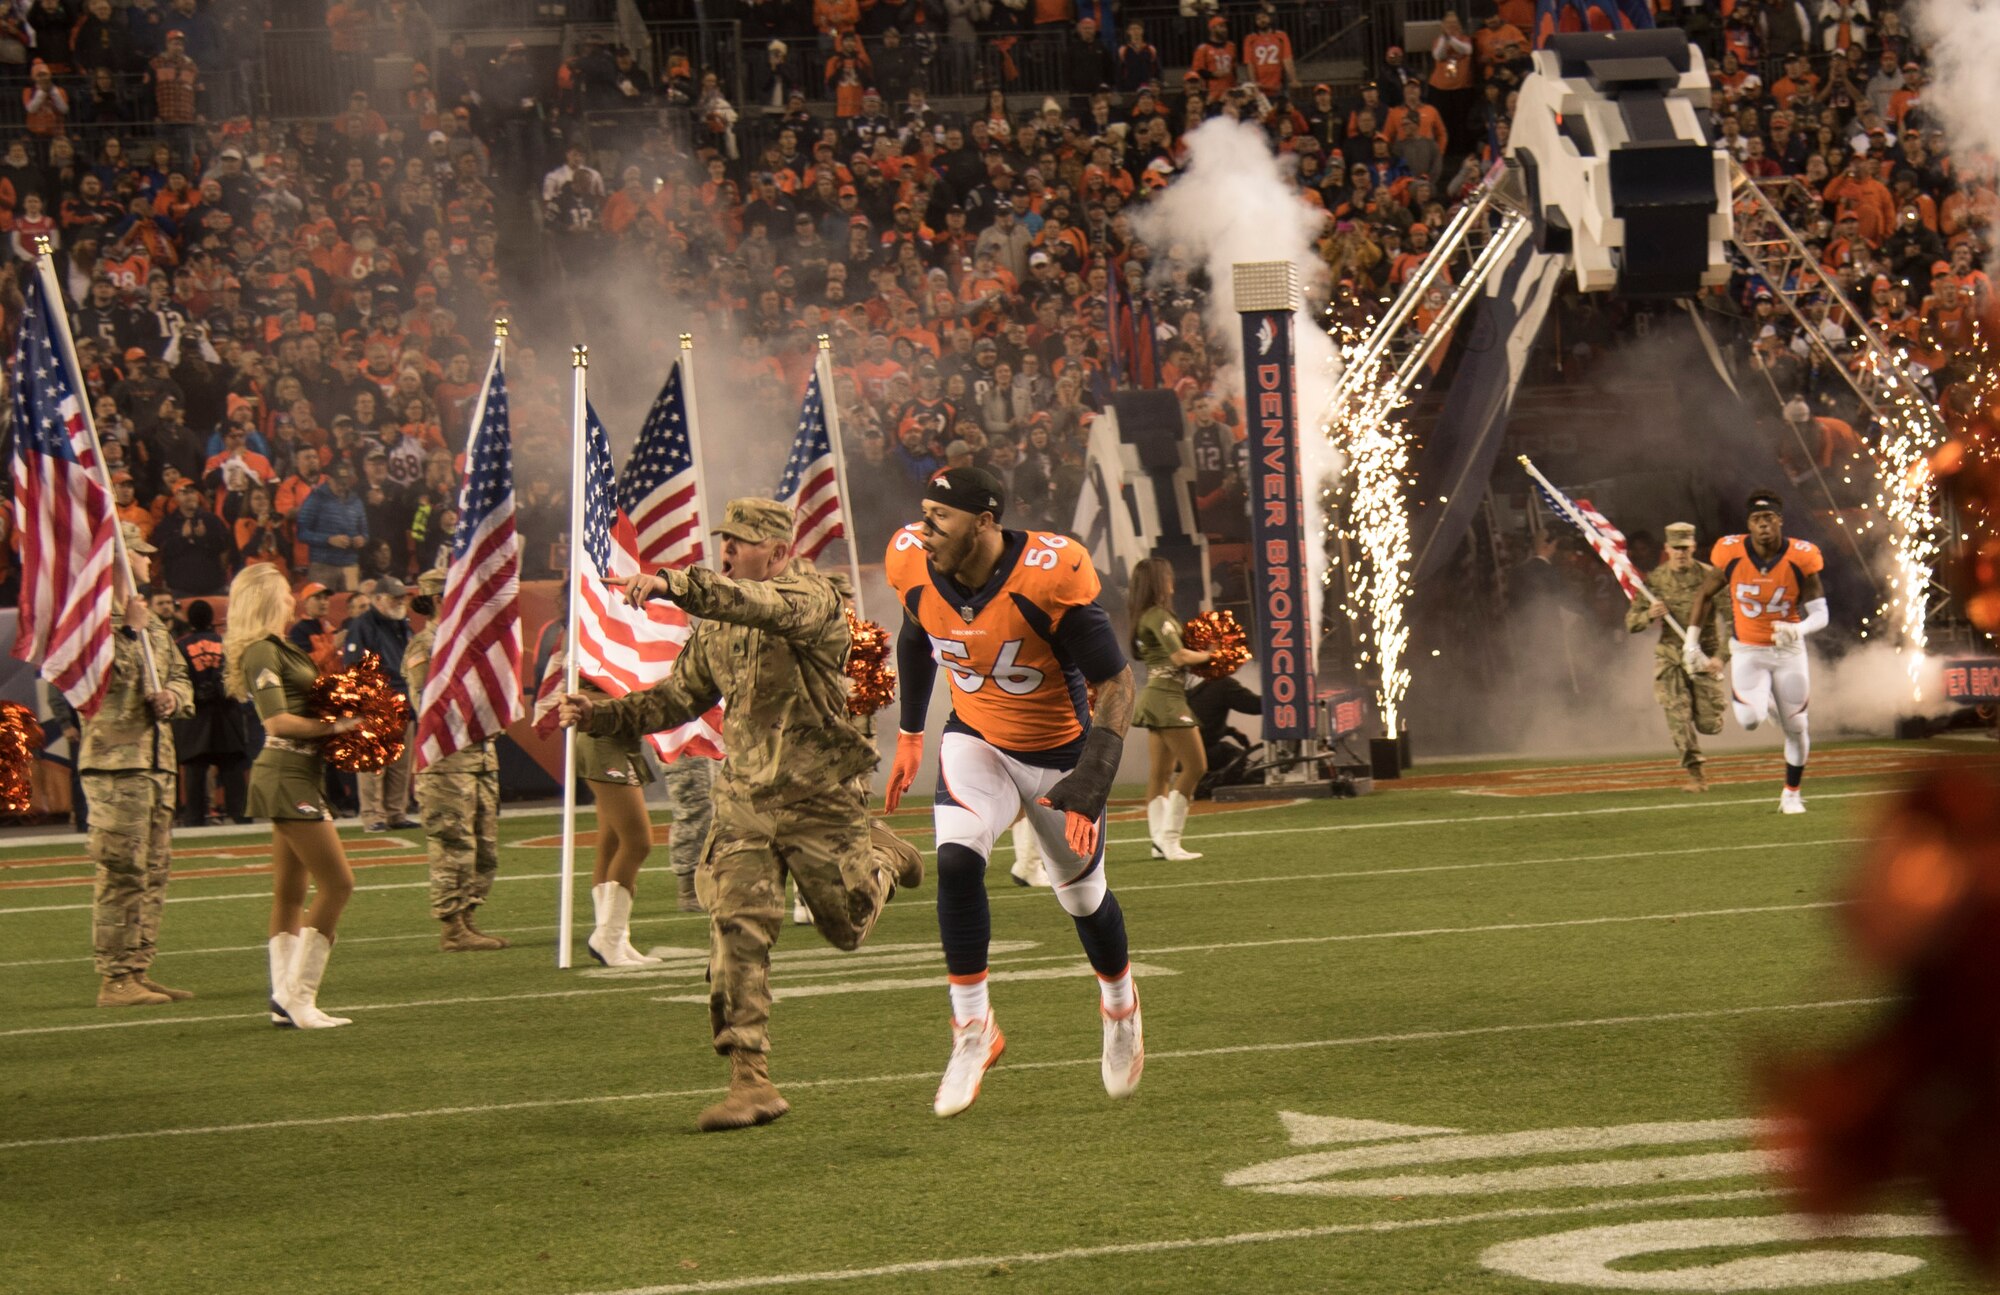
top-left (1239, 310), bottom-right (1315, 742)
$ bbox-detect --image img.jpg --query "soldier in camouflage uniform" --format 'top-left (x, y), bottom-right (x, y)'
top-left (560, 498), bottom-right (923, 1132)
top-left (662, 753), bottom-right (713, 912)
top-left (405, 566), bottom-right (507, 952)
top-left (1625, 522), bottom-right (1731, 791)
top-left (84, 525), bottom-right (195, 1007)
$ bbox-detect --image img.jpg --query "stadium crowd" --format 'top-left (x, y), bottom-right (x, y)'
top-left (0, 0), bottom-right (1989, 634)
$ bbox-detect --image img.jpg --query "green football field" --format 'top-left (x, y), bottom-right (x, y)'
top-left (3, 740), bottom-right (1995, 1295)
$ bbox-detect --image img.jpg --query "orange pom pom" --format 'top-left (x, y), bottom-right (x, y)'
top-left (844, 607), bottom-right (898, 716)
top-left (0, 701), bottom-right (39, 815)
top-left (307, 651), bottom-right (412, 772)
top-left (1184, 610), bottom-right (1251, 680)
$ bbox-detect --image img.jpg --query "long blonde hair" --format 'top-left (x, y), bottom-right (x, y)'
top-left (223, 563), bottom-right (297, 700)
top-left (1127, 557), bottom-right (1174, 656)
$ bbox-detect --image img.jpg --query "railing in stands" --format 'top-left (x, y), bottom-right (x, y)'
top-left (1117, 3), bottom-right (1374, 80)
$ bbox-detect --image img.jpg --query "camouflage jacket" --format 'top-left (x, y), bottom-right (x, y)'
top-left (78, 621), bottom-right (193, 773)
top-left (584, 559), bottom-right (875, 809)
top-left (1625, 561), bottom-right (1730, 668)
top-left (403, 626), bottom-right (497, 772)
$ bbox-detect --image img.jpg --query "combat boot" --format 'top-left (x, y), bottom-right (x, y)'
top-left (439, 913), bottom-right (505, 952)
top-left (870, 819), bottom-right (924, 896)
top-left (677, 871), bottom-right (704, 913)
top-left (462, 909), bottom-right (510, 948)
top-left (695, 1052), bottom-right (791, 1131)
top-left (136, 974), bottom-right (194, 1001)
top-left (98, 974), bottom-right (170, 1007)
top-left (1685, 766), bottom-right (1709, 793)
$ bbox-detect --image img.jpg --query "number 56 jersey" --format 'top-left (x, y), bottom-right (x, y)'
top-left (1710, 534), bottom-right (1824, 647)
top-left (887, 524), bottom-right (1127, 764)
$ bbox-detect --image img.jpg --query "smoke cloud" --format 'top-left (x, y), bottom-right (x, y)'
top-left (1129, 118), bottom-right (1344, 641)
top-left (1910, 0), bottom-right (2000, 273)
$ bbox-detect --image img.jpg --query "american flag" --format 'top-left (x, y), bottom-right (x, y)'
top-left (1525, 461), bottom-right (1651, 604)
top-left (774, 368), bottom-right (845, 562)
top-left (10, 264), bottom-right (117, 717)
top-left (619, 362), bottom-right (704, 570)
top-left (415, 345), bottom-right (524, 768)
top-left (540, 402), bottom-right (722, 762)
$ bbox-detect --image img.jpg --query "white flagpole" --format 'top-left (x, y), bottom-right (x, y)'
top-left (34, 239), bottom-right (158, 694)
top-left (677, 334), bottom-right (714, 570)
top-left (558, 345), bottom-right (590, 970)
top-left (1518, 455), bottom-right (1683, 637)
top-left (815, 335), bottom-right (865, 620)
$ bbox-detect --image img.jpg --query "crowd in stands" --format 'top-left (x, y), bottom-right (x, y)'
top-left (0, 0), bottom-right (1990, 624)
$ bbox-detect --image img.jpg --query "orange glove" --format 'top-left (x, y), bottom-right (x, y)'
top-left (884, 731), bottom-right (924, 811)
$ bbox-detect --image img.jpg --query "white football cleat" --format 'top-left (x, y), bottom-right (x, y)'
top-left (1101, 988), bottom-right (1144, 1099)
top-left (933, 1012), bottom-right (1006, 1118)
top-left (1780, 788), bottom-right (1807, 815)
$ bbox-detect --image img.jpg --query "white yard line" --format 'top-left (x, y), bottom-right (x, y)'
top-left (0, 996), bottom-right (1885, 1149)
top-left (0, 836), bottom-right (1859, 970)
top-left (1140, 900), bottom-right (1843, 957)
top-left (0, 900), bottom-right (1838, 1039)
top-left (565, 1189), bottom-right (1792, 1295)
top-left (0, 786), bottom-right (1884, 918)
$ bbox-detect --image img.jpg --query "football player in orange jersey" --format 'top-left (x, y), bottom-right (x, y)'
top-left (882, 468), bottom-right (1143, 1118)
top-left (1687, 490), bottom-right (1829, 814)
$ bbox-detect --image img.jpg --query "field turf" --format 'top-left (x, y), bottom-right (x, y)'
top-left (2, 740), bottom-right (1994, 1295)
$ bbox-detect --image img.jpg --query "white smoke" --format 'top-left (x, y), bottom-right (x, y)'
top-left (1911, 0), bottom-right (2000, 272)
top-left (1130, 118), bottom-right (1344, 645)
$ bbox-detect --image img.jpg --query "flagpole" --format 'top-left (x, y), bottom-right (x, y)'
top-left (1517, 455), bottom-right (1683, 637)
top-left (677, 333), bottom-right (714, 569)
top-left (33, 238), bottom-right (159, 694)
top-left (558, 345), bottom-right (590, 971)
top-left (815, 334), bottom-right (865, 620)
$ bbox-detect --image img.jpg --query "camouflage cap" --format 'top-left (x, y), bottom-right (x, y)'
top-left (120, 521), bottom-right (156, 555)
top-left (417, 565), bottom-right (448, 596)
top-left (712, 497), bottom-right (795, 545)
top-left (1664, 522), bottom-right (1696, 546)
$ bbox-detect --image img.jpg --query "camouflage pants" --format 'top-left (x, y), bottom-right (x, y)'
top-left (83, 770), bottom-right (176, 977)
top-left (662, 757), bottom-right (714, 878)
top-left (1654, 659), bottom-right (1728, 770)
top-left (416, 767), bottom-right (500, 920)
top-left (695, 784), bottom-right (897, 1057)
top-left (359, 729), bottom-right (413, 827)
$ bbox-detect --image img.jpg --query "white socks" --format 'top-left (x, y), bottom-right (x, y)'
top-left (1098, 966), bottom-right (1135, 1015)
top-left (949, 972), bottom-right (990, 1024)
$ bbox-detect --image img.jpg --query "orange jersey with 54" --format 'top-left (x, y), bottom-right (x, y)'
top-left (1710, 534), bottom-right (1825, 647)
top-left (886, 525), bottom-right (1100, 754)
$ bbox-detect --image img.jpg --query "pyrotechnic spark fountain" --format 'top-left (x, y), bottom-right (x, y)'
top-left (1321, 310), bottom-right (1414, 733)
top-left (1866, 362), bottom-right (1946, 698)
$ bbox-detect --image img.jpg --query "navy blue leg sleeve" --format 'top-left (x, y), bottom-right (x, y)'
top-left (1071, 890), bottom-right (1130, 978)
top-left (936, 843), bottom-right (991, 978)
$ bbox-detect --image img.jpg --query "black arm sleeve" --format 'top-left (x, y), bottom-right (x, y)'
top-left (1049, 601), bottom-right (1127, 684)
top-left (897, 610), bottom-right (938, 735)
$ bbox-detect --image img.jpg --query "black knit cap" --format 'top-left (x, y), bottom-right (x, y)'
top-left (926, 467), bottom-right (1006, 521)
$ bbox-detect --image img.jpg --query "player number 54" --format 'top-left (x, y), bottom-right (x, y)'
top-left (1734, 583), bottom-right (1792, 622)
